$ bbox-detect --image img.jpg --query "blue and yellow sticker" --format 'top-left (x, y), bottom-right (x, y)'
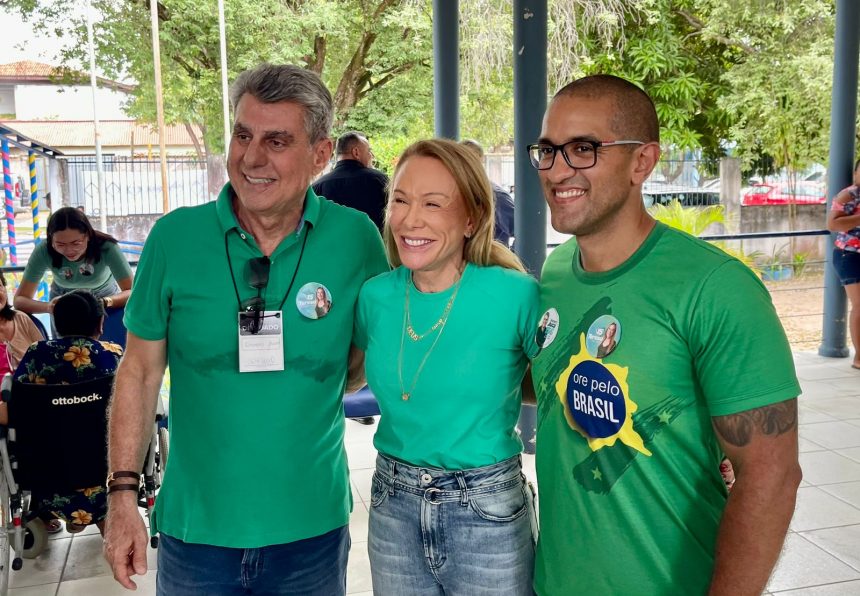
top-left (556, 334), bottom-right (651, 456)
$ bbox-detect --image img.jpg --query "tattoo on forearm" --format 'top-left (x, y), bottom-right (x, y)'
top-left (713, 399), bottom-right (798, 447)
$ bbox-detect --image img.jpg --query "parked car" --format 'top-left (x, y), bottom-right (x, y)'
top-left (643, 187), bottom-right (720, 208)
top-left (742, 181), bottom-right (826, 205)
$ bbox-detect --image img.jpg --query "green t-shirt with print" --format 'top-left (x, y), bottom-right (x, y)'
top-left (531, 222), bottom-right (800, 595)
top-left (355, 264), bottom-right (540, 469)
top-left (124, 184), bottom-right (388, 548)
top-left (23, 239), bottom-right (132, 292)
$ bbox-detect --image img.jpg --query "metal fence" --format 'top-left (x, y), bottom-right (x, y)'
top-left (64, 156), bottom-right (209, 216)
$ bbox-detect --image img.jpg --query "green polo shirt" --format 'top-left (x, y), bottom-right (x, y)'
top-left (124, 183), bottom-right (388, 547)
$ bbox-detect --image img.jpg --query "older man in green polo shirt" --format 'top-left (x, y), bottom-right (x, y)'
top-left (103, 64), bottom-right (388, 594)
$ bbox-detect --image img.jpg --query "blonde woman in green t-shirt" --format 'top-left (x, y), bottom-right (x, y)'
top-left (355, 139), bottom-right (540, 596)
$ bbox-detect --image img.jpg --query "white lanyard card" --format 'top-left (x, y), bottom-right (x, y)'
top-left (238, 310), bottom-right (285, 372)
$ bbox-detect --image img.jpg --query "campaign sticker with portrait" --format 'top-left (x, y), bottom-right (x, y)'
top-left (535, 308), bottom-right (560, 349)
top-left (296, 282), bottom-right (333, 319)
top-left (585, 314), bottom-right (622, 359)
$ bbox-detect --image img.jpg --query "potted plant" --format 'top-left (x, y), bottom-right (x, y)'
top-left (761, 245), bottom-right (793, 282)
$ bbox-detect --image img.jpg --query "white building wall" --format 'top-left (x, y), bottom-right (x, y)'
top-left (0, 86), bottom-right (15, 116)
top-left (13, 84), bottom-right (129, 120)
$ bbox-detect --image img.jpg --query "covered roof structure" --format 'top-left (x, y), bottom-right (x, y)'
top-left (3, 120), bottom-right (199, 152)
top-left (0, 122), bottom-right (63, 158)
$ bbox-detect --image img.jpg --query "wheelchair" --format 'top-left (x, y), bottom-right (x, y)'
top-left (0, 373), bottom-right (168, 594)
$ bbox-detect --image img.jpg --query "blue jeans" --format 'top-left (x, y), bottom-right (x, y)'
top-left (368, 453), bottom-right (536, 596)
top-left (156, 525), bottom-right (350, 595)
top-left (833, 248), bottom-right (860, 285)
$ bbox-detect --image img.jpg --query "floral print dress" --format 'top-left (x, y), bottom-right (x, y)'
top-left (15, 337), bottom-right (123, 526)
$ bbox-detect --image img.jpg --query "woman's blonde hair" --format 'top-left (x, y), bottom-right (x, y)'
top-left (383, 138), bottom-right (525, 273)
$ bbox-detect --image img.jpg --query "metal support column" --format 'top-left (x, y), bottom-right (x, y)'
top-left (513, 0), bottom-right (547, 453)
top-left (1, 140), bottom-right (17, 265)
top-left (28, 151), bottom-right (40, 243)
top-left (513, 0), bottom-right (547, 277)
top-left (432, 0), bottom-right (459, 140)
top-left (819, 0), bottom-right (860, 358)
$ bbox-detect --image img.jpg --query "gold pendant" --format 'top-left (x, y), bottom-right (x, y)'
top-left (402, 393), bottom-right (410, 401)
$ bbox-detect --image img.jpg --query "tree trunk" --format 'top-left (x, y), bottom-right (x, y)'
top-left (202, 130), bottom-right (227, 200)
top-left (305, 35), bottom-right (326, 75)
top-left (331, 0), bottom-right (399, 122)
top-left (184, 123), bottom-right (205, 162)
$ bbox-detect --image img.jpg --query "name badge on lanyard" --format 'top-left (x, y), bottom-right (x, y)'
top-left (238, 310), bottom-right (285, 372)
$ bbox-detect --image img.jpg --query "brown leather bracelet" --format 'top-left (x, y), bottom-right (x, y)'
top-left (107, 483), bottom-right (140, 495)
top-left (106, 471), bottom-right (141, 485)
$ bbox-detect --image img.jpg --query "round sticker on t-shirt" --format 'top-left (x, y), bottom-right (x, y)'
top-left (60, 267), bottom-right (74, 281)
top-left (586, 315), bottom-right (621, 359)
top-left (535, 308), bottom-right (560, 349)
top-left (78, 262), bottom-right (95, 277)
top-left (296, 282), bottom-right (333, 319)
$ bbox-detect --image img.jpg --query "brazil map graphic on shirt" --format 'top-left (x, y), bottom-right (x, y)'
top-left (537, 299), bottom-right (694, 495)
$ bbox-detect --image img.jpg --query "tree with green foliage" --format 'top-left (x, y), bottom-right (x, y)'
top-left (461, 0), bottom-right (737, 166)
top-left (6, 0), bottom-right (841, 189)
top-left (707, 0), bottom-right (835, 175)
top-left (7, 0), bottom-right (434, 161)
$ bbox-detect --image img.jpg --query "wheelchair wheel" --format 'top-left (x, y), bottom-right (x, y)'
top-left (20, 518), bottom-right (47, 560)
top-left (157, 427), bottom-right (169, 485)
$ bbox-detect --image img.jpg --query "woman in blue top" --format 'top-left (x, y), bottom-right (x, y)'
top-left (355, 139), bottom-right (540, 595)
top-left (14, 207), bottom-right (133, 315)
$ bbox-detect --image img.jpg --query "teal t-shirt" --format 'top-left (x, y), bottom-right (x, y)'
top-left (531, 222), bottom-right (800, 595)
top-left (124, 184), bottom-right (388, 548)
top-left (23, 239), bottom-right (132, 292)
top-left (355, 263), bottom-right (540, 469)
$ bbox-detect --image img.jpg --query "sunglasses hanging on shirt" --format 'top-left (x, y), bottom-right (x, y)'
top-left (225, 228), bottom-right (310, 372)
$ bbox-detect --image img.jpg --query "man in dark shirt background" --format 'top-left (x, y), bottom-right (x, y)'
top-left (313, 131), bottom-right (389, 232)
top-left (314, 131), bottom-right (386, 426)
top-left (462, 140), bottom-right (516, 247)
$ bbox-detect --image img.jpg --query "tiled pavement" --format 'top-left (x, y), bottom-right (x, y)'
top-left (9, 351), bottom-right (860, 595)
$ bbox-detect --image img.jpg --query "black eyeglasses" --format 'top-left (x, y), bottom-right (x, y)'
top-left (526, 140), bottom-right (644, 171)
top-left (242, 257), bottom-right (270, 334)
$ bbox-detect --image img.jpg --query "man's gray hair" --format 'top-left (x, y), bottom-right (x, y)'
top-left (229, 64), bottom-right (334, 144)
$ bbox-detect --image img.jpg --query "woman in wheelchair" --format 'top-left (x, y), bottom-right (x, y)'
top-left (6, 290), bottom-right (123, 535)
top-left (0, 275), bottom-right (44, 378)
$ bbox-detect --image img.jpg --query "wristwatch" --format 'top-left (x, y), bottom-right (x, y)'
top-left (103, 296), bottom-right (114, 308)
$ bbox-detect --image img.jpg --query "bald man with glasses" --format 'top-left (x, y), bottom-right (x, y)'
top-left (528, 74), bottom-right (800, 596)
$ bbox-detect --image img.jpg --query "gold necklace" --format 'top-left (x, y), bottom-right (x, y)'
top-left (405, 274), bottom-right (462, 341)
top-left (398, 271), bottom-right (463, 401)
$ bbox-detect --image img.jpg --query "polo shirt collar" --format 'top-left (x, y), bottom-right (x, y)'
top-left (215, 182), bottom-right (321, 235)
